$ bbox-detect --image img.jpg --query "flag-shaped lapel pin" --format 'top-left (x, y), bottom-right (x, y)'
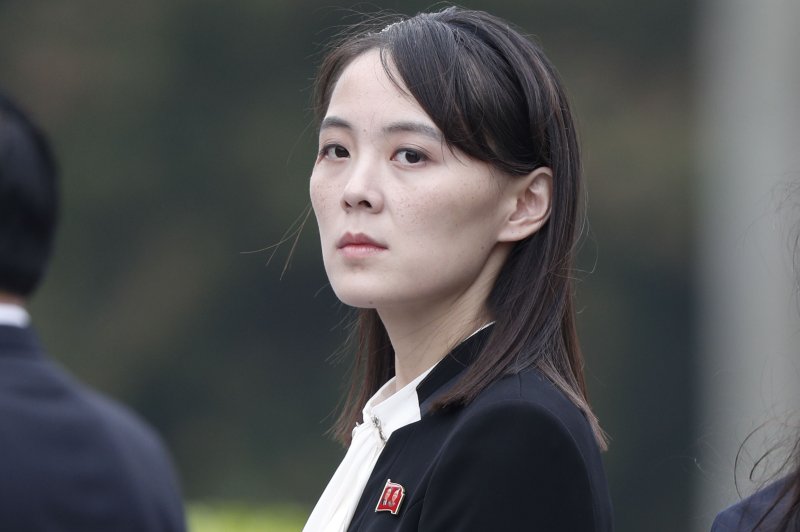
top-left (375, 479), bottom-right (405, 515)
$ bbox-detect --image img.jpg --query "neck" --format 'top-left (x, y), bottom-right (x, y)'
top-left (378, 294), bottom-right (491, 390)
top-left (0, 293), bottom-right (26, 307)
top-left (375, 243), bottom-right (510, 390)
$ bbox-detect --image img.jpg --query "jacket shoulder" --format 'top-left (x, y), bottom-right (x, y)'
top-left (418, 369), bottom-right (612, 531)
top-left (0, 351), bottom-right (186, 531)
top-left (466, 369), bottom-right (600, 453)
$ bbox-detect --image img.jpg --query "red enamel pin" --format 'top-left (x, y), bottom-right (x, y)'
top-left (375, 479), bottom-right (405, 515)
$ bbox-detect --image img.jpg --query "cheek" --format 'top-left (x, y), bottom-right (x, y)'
top-left (411, 187), bottom-right (500, 237)
top-left (310, 176), bottom-right (334, 218)
top-left (309, 178), bottom-right (337, 248)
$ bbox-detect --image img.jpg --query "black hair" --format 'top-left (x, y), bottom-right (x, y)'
top-left (0, 90), bottom-right (59, 297)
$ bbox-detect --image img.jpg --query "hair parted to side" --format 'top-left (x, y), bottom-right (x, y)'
top-left (0, 91), bottom-right (58, 297)
top-left (313, 6), bottom-right (607, 449)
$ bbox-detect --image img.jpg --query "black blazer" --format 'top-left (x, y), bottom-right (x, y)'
top-left (0, 324), bottom-right (186, 532)
top-left (345, 328), bottom-right (613, 531)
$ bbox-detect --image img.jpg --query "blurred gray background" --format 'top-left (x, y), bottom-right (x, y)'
top-left (2, 1), bottom-right (798, 531)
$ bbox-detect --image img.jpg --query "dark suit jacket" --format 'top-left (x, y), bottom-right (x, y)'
top-left (345, 328), bottom-right (613, 531)
top-left (0, 324), bottom-right (186, 531)
top-left (711, 478), bottom-right (797, 531)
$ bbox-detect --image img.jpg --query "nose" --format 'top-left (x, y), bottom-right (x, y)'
top-left (341, 157), bottom-right (384, 212)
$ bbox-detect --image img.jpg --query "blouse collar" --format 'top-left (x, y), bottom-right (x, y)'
top-left (362, 365), bottom-right (433, 444)
top-left (361, 322), bottom-right (495, 440)
top-left (0, 303), bottom-right (30, 328)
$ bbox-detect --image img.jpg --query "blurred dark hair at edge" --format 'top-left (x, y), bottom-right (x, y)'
top-left (0, 89), bottom-right (59, 298)
top-left (732, 198), bottom-right (800, 530)
top-left (734, 421), bottom-right (800, 530)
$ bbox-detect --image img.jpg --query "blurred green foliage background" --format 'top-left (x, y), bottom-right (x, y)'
top-left (189, 503), bottom-right (306, 531)
top-left (1, 1), bottom-right (695, 530)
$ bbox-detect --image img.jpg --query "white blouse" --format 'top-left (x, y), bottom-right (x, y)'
top-left (302, 366), bottom-right (434, 532)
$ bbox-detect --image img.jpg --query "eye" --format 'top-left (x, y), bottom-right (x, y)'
top-left (393, 148), bottom-right (427, 165)
top-left (320, 144), bottom-right (350, 160)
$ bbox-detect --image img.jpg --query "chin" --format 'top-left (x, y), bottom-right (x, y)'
top-left (333, 294), bottom-right (380, 310)
top-left (328, 283), bottom-right (381, 309)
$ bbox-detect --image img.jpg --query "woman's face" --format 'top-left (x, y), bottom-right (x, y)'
top-left (310, 49), bottom-right (520, 316)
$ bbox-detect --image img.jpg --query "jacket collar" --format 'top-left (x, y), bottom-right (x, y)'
top-left (416, 324), bottom-right (493, 416)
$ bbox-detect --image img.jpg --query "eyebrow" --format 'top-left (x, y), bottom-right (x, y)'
top-left (319, 116), bottom-right (352, 132)
top-left (320, 116), bottom-right (442, 142)
top-left (383, 121), bottom-right (442, 142)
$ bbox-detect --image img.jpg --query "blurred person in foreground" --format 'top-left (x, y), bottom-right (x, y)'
top-left (0, 90), bottom-right (186, 532)
top-left (711, 224), bottom-right (800, 530)
top-left (710, 375), bottom-right (800, 528)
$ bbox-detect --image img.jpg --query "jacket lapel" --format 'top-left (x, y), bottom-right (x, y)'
top-left (416, 325), bottom-right (492, 416)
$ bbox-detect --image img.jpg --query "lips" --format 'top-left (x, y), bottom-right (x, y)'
top-left (336, 232), bottom-right (387, 258)
top-left (336, 232), bottom-right (387, 249)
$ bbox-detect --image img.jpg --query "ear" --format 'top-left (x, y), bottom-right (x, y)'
top-left (498, 166), bottom-right (552, 243)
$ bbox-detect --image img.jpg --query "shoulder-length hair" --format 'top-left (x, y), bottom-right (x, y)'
top-left (313, 6), bottom-right (607, 449)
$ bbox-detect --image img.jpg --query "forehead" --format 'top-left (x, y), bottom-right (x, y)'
top-left (325, 50), bottom-right (434, 127)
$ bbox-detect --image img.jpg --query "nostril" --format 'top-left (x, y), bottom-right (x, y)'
top-left (341, 190), bottom-right (378, 211)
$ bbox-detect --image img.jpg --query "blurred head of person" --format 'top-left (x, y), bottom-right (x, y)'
top-left (0, 91), bottom-right (58, 301)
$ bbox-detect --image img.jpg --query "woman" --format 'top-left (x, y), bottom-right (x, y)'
top-left (304, 7), bottom-right (612, 531)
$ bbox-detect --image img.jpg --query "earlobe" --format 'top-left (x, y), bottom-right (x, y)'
top-left (498, 167), bottom-right (553, 243)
